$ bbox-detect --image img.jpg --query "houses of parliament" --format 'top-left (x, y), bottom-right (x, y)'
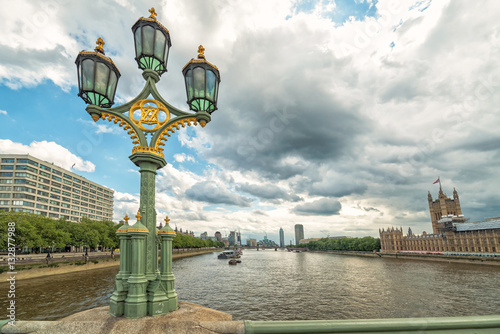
top-left (380, 186), bottom-right (500, 254)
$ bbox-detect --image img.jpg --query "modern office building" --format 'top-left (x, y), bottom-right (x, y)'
top-left (294, 224), bottom-right (304, 245)
top-left (0, 154), bottom-right (114, 221)
top-left (215, 231), bottom-right (222, 242)
top-left (246, 238), bottom-right (257, 247)
top-left (279, 227), bottom-right (284, 247)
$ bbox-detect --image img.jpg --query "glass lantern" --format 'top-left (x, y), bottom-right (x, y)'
top-left (75, 37), bottom-right (121, 108)
top-left (131, 8), bottom-right (171, 76)
top-left (182, 45), bottom-right (221, 114)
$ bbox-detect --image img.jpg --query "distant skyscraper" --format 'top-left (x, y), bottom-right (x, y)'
top-left (228, 231), bottom-right (236, 245)
top-left (294, 224), bottom-right (304, 245)
top-left (215, 231), bottom-right (222, 242)
top-left (279, 227), bottom-right (284, 247)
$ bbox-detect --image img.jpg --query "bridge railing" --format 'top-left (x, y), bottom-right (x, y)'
top-left (244, 314), bottom-right (500, 333)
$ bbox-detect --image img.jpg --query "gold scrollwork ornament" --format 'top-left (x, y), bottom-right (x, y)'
top-left (129, 99), bottom-right (170, 133)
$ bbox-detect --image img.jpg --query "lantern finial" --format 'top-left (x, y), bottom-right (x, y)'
top-left (197, 45), bottom-right (205, 59)
top-left (95, 37), bottom-right (105, 54)
top-left (164, 215), bottom-right (170, 225)
top-left (149, 7), bottom-right (157, 20)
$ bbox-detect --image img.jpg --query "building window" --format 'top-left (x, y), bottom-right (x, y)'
top-left (0, 200), bottom-right (10, 205)
top-left (13, 193), bottom-right (35, 200)
top-left (36, 211), bottom-right (47, 216)
top-left (1, 158), bottom-right (15, 163)
top-left (16, 159), bottom-right (28, 163)
top-left (37, 190), bottom-right (49, 197)
top-left (27, 160), bottom-right (38, 167)
top-left (38, 183), bottom-right (49, 190)
top-left (37, 197), bottom-right (48, 203)
top-left (52, 175), bottom-right (62, 182)
top-left (36, 204), bottom-right (48, 210)
top-left (1, 165), bottom-right (14, 170)
top-left (39, 177), bottom-right (50, 184)
top-left (73, 177), bottom-right (81, 183)
top-left (0, 172), bottom-right (13, 177)
top-left (49, 206), bottom-right (59, 212)
top-left (39, 170), bottom-right (50, 177)
top-left (52, 169), bottom-right (62, 176)
top-left (49, 213), bottom-right (59, 218)
top-left (49, 200), bottom-right (60, 206)
top-left (0, 186), bottom-right (12, 191)
top-left (0, 179), bottom-right (13, 184)
top-left (40, 164), bottom-right (51, 172)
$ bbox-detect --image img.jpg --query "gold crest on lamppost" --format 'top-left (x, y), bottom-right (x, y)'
top-left (129, 99), bottom-right (171, 132)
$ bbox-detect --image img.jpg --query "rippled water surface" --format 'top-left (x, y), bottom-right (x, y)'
top-left (1, 250), bottom-right (499, 321)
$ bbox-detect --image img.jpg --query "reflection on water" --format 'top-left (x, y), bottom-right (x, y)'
top-left (1, 250), bottom-right (499, 321)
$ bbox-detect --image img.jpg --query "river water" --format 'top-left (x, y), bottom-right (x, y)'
top-left (1, 250), bottom-right (499, 321)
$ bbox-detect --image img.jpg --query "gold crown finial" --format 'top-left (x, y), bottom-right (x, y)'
top-left (95, 37), bottom-right (105, 54)
top-left (197, 45), bottom-right (205, 59)
top-left (164, 216), bottom-right (170, 225)
top-left (124, 214), bottom-right (130, 223)
top-left (136, 211), bottom-right (142, 221)
top-left (149, 7), bottom-right (157, 20)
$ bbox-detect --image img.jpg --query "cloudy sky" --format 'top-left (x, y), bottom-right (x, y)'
top-left (1, 0), bottom-right (500, 243)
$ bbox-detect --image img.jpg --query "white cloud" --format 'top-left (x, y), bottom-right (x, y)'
top-left (0, 109), bottom-right (7, 115)
top-left (0, 139), bottom-right (95, 172)
top-left (173, 153), bottom-right (195, 163)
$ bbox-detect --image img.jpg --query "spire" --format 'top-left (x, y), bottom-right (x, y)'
top-left (438, 185), bottom-right (445, 198)
top-left (428, 191), bottom-right (433, 202)
top-left (453, 187), bottom-right (459, 199)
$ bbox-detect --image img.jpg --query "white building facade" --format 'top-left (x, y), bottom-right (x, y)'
top-left (0, 154), bottom-right (113, 221)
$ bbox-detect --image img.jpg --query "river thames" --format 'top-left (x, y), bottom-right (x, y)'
top-left (1, 250), bottom-right (499, 321)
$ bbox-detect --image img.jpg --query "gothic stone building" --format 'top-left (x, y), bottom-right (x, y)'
top-left (380, 187), bottom-right (500, 254)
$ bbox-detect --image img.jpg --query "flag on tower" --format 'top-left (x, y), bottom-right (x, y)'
top-left (71, 163), bottom-right (76, 169)
top-left (433, 178), bottom-right (440, 184)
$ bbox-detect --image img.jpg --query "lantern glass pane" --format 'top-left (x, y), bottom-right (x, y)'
top-left (95, 62), bottom-right (110, 95)
top-left (82, 59), bottom-right (95, 91)
top-left (134, 27), bottom-right (142, 56)
top-left (206, 70), bottom-right (216, 101)
top-left (193, 67), bottom-right (205, 98)
top-left (142, 25), bottom-right (154, 55)
top-left (185, 69), bottom-right (193, 100)
top-left (107, 70), bottom-right (117, 100)
top-left (154, 31), bottom-right (166, 61)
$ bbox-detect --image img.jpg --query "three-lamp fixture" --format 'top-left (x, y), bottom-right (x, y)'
top-left (75, 7), bottom-right (220, 114)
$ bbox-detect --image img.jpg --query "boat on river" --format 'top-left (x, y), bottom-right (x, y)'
top-left (228, 259), bottom-right (238, 265)
top-left (218, 250), bottom-right (241, 259)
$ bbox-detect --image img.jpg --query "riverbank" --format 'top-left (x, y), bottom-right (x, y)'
top-left (0, 249), bottom-right (219, 281)
top-left (313, 250), bottom-right (500, 266)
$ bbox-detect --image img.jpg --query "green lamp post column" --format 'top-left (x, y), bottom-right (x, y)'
top-left (124, 212), bottom-right (149, 318)
top-left (75, 7), bottom-right (221, 319)
top-left (109, 215), bottom-right (131, 317)
top-left (158, 216), bottom-right (178, 311)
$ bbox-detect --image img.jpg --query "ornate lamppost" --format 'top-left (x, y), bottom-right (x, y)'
top-left (75, 8), bottom-right (220, 318)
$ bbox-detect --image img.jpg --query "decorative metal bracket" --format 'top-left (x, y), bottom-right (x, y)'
top-left (85, 71), bottom-right (210, 158)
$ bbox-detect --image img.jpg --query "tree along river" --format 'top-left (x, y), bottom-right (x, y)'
top-left (1, 250), bottom-right (499, 321)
